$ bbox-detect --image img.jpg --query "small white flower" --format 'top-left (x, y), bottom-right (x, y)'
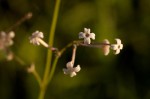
top-left (102, 39), bottom-right (110, 56)
top-left (0, 31), bottom-right (15, 50)
top-left (79, 28), bottom-right (95, 44)
top-left (63, 61), bottom-right (81, 77)
top-left (29, 31), bottom-right (44, 45)
top-left (29, 31), bottom-right (49, 47)
top-left (111, 38), bottom-right (123, 55)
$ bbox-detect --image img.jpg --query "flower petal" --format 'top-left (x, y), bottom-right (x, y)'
top-left (89, 33), bottom-right (95, 40)
top-left (0, 31), bottom-right (6, 37)
top-left (102, 39), bottom-right (110, 56)
top-left (84, 38), bottom-right (91, 44)
top-left (120, 44), bottom-right (123, 49)
top-left (70, 72), bottom-right (76, 77)
top-left (79, 32), bottom-right (85, 39)
top-left (63, 68), bottom-right (69, 74)
top-left (115, 38), bottom-right (121, 45)
top-left (84, 28), bottom-right (90, 33)
top-left (8, 31), bottom-right (15, 38)
top-left (38, 32), bottom-right (44, 38)
top-left (74, 65), bottom-right (81, 72)
top-left (114, 49), bottom-right (120, 55)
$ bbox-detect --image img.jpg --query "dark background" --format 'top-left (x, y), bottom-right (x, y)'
top-left (0, 0), bottom-right (150, 99)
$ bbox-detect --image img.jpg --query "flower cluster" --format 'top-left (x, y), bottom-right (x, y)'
top-left (0, 31), bottom-right (15, 50)
top-left (0, 31), bottom-right (15, 61)
top-left (29, 28), bottom-right (123, 77)
top-left (79, 28), bottom-right (123, 55)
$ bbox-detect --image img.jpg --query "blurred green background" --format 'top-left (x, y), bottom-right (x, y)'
top-left (0, 0), bottom-right (150, 99)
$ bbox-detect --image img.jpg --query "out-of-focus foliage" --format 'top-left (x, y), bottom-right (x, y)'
top-left (0, 0), bottom-right (150, 99)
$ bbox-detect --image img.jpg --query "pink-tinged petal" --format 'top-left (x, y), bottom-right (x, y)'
top-left (0, 31), bottom-right (6, 37)
top-left (66, 61), bottom-right (73, 68)
top-left (103, 39), bottom-right (110, 44)
top-left (103, 46), bottom-right (110, 56)
top-left (84, 38), bottom-right (91, 44)
top-left (102, 39), bottom-right (110, 56)
top-left (74, 65), bottom-right (81, 72)
top-left (89, 33), bottom-right (95, 40)
top-left (115, 38), bottom-right (121, 45)
top-left (70, 72), bottom-right (76, 77)
top-left (79, 32), bottom-right (85, 38)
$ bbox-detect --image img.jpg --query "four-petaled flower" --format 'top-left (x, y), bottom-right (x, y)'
top-left (63, 61), bottom-right (81, 77)
top-left (29, 31), bottom-right (49, 47)
top-left (0, 31), bottom-right (15, 50)
top-left (111, 38), bottom-right (123, 55)
top-left (79, 28), bottom-right (95, 44)
top-left (102, 39), bottom-right (110, 56)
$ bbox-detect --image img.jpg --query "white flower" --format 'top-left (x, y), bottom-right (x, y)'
top-left (79, 28), bottom-right (95, 44)
top-left (29, 31), bottom-right (49, 47)
top-left (0, 31), bottom-right (15, 50)
top-left (102, 39), bottom-right (110, 56)
top-left (29, 31), bottom-right (43, 45)
top-left (111, 38), bottom-right (123, 55)
top-left (63, 61), bottom-right (81, 77)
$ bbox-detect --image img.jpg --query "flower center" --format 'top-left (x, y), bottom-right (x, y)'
top-left (118, 44), bottom-right (122, 49)
top-left (85, 33), bottom-right (90, 37)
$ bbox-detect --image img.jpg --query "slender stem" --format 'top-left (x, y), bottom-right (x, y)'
top-left (79, 43), bottom-right (111, 48)
top-left (32, 70), bottom-right (42, 86)
top-left (6, 12), bottom-right (32, 33)
top-left (59, 42), bottom-right (73, 55)
top-left (48, 56), bottom-right (59, 84)
top-left (71, 45), bottom-right (77, 65)
top-left (43, 0), bottom-right (61, 85)
top-left (38, 0), bottom-right (61, 99)
top-left (14, 55), bottom-right (26, 66)
top-left (38, 88), bottom-right (45, 99)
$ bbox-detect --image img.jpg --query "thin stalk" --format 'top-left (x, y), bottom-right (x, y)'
top-left (48, 56), bottom-right (59, 84)
top-left (43, 0), bottom-right (61, 85)
top-left (79, 43), bottom-right (111, 48)
top-left (38, 0), bottom-right (61, 99)
top-left (6, 12), bottom-right (32, 33)
top-left (59, 40), bottom-right (82, 55)
top-left (32, 70), bottom-right (42, 86)
top-left (14, 55), bottom-right (26, 66)
top-left (71, 45), bottom-right (77, 65)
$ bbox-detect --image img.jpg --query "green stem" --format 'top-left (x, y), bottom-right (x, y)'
top-left (14, 55), bottom-right (26, 66)
top-left (59, 40), bottom-right (82, 55)
top-left (48, 56), bottom-right (59, 84)
top-left (33, 70), bottom-right (42, 86)
top-left (38, 0), bottom-right (61, 99)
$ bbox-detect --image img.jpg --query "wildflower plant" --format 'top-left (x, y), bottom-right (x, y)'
top-left (0, 0), bottom-right (124, 99)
